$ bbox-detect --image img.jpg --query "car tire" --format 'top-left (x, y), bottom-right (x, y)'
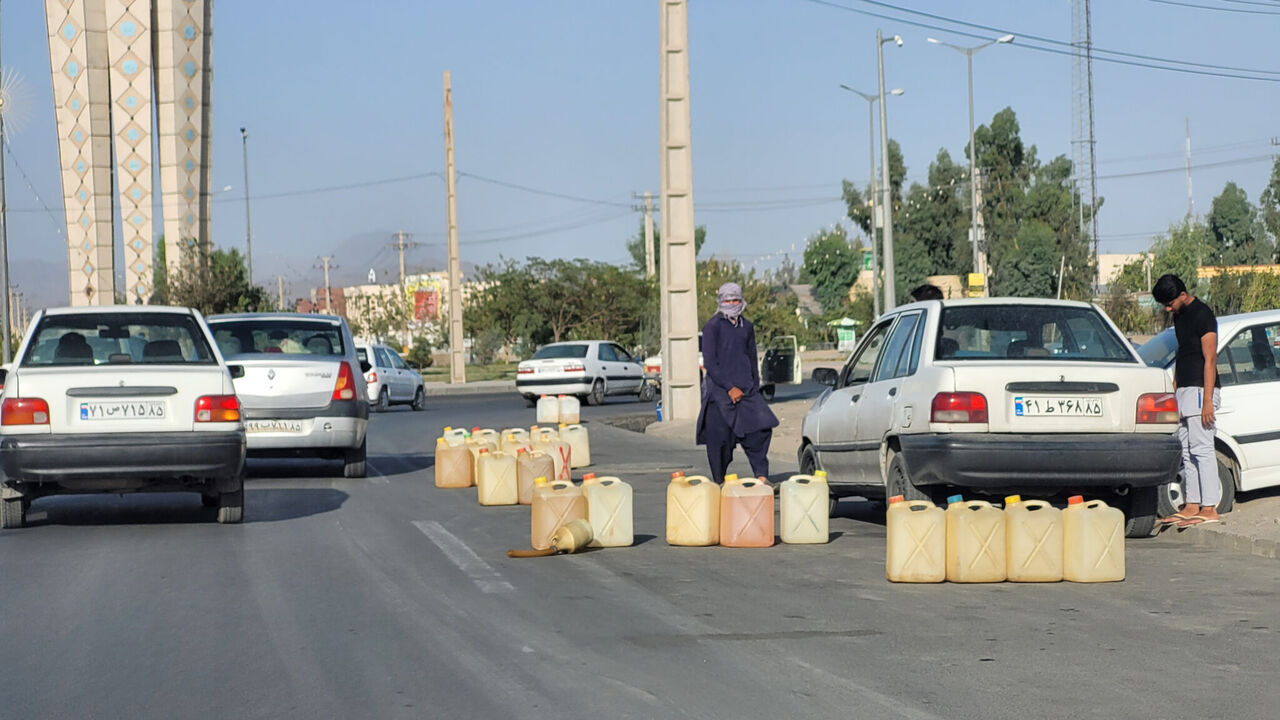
top-left (217, 474), bottom-right (244, 524)
top-left (376, 387), bottom-right (390, 413)
top-left (1123, 485), bottom-right (1159, 538)
top-left (344, 437), bottom-right (368, 479)
top-left (1157, 477), bottom-right (1184, 519)
top-left (637, 382), bottom-right (655, 403)
top-left (1, 497), bottom-right (26, 529)
top-left (201, 493), bottom-right (218, 508)
top-left (761, 383), bottom-right (776, 402)
top-left (1216, 451), bottom-right (1237, 514)
top-left (587, 379), bottom-right (605, 406)
top-left (524, 395), bottom-right (537, 408)
top-left (885, 450), bottom-right (930, 503)
top-left (798, 444), bottom-right (836, 517)
top-left (411, 387), bottom-right (426, 412)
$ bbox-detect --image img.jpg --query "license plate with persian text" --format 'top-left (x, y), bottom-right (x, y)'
top-left (1013, 396), bottom-right (1103, 417)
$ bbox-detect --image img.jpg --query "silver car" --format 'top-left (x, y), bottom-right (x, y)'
top-left (357, 343), bottom-right (426, 412)
top-left (207, 313), bottom-right (369, 478)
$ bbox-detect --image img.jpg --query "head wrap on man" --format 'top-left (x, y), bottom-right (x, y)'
top-left (717, 282), bottom-right (745, 321)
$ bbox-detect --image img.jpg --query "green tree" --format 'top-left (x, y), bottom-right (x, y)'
top-left (697, 258), bottom-right (803, 343)
top-left (799, 226), bottom-right (861, 312)
top-left (1261, 156), bottom-right (1280, 250)
top-left (897, 148), bottom-right (969, 278)
top-left (1209, 182), bottom-right (1272, 265)
top-left (1113, 220), bottom-right (1215, 294)
top-left (405, 338), bottom-right (434, 369)
top-left (625, 224), bottom-right (707, 274)
top-left (165, 244), bottom-right (269, 314)
top-left (997, 221), bottom-right (1059, 297)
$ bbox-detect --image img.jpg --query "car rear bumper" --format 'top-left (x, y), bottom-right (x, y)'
top-left (515, 378), bottom-right (593, 397)
top-left (1, 430), bottom-right (245, 483)
top-left (898, 432), bottom-right (1181, 489)
top-left (244, 415), bottom-right (367, 451)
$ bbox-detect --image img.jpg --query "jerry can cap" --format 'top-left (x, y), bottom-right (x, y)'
top-left (535, 477), bottom-right (548, 485)
top-left (540, 394), bottom-right (548, 398)
top-left (559, 423), bottom-right (567, 428)
top-left (1068, 495), bottom-right (1085, 505)
top-left (443, 426), bottom-right (453, 432)
top-left (888, 494), bottom-right (904, 504)
top-left (814, 469), bottom-right (828, 478)
top-left (583, 473), bottom-right (596, 480)
top-left (1005, 495), bottom-right (1022, 505)
top-left (516, 447), bottom-right (527, 454)
top-left (947, 494), bottom-right (964, 505)
top-left (472, 426), bottom-right (481, 432)
top-left (671, 471), bottom-right (685, 479)
top-left (479, 447), bottom-right (489, 454)
top-left (725, 473), bottom-right (739, 482)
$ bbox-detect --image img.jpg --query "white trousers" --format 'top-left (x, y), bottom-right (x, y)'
top-left (1175, 386), bottom-right (1221, 508)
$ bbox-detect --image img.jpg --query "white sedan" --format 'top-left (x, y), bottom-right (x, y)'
top-left (517, 340), bottom-right (651, 406)
top-left (800, 297), bottom-right (1180, 537)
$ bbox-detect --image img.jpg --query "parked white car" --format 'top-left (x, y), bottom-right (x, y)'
top-left (357, 343), bottom-right (426, 412)
top-left (0, 306), bottom-right (246, 527)
top-left (1138, 308), bottom-right (1280, 514)
top-left (517, 340), bottom-right (651, 406)
top-left (207, 313), bottom-right (369, 478)
top-left (800, 297), bottom-right (1180, 537)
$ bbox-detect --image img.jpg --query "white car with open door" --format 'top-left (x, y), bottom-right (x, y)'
top-left (799, 298), bottom-right (1181, 537)
top-left (1138, 308), bottom-right (1280, 516)
top-left (207, 313), bottom-right (369, 478)
top-left (516, 340), bottom-right (651, 406)
top-left (357, 343), bottom-right (426, 412)
top-left (0, 306), bottom-right (246, 527)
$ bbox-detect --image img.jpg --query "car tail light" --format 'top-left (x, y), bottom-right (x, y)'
top-left (1136, 392), bottom-right (1178, 424)
top-left (2, 398), bottom-right (50, 425)
top-left (517, 367), bottom-right (534, 375)
top-left (366, 371), bottom-right (378, 383)
top-left (563, 363), bottom-right (586, 373)
top-left (333, 361), bottom-right (357, 401)
top-left (195, 395), bottom-right (241, 423)
top-left (931, 392), bottom-right (988, 423)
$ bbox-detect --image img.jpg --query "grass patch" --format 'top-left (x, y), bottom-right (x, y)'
top-left (421, 362), bottom-right (518, 383)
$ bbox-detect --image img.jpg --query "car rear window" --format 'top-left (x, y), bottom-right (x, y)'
top-left (22, 312), bottom-right (216, 367)
top-left (532, 344), bottom-right (588, 359)
top-left (208, 319), bottom-right (345, 356)
top-left (938, 305), bottom-right (1135, 363)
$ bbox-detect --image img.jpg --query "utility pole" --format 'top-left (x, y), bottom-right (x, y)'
top-left (387, 230), bottom-right (419, 349)
top-left (644, 192), bottom-right (655, 279)
top-left (316, 256), bottom-right (336, 315)
top-left (274, 275), bottom-right (286, 311)
top-left (0, 2), bottom-right (11, 362)
top-left (876, 29), bottom-right (902, 311)
top-left (443, 71), bottom-right (465, 383)
top-left (659, 0), bottom-right (700, 422)
top-left (240, 127), bottom-right (253, 284)
top-left (1185, 118), bottom-right (1194, 219)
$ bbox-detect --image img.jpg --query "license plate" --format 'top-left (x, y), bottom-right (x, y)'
top-left (1013, 396), bottom-right (1103, 417)
top-left (245, 419), bottom-right (304, 434)
top-left (80, 400), bottom-right (165, 420)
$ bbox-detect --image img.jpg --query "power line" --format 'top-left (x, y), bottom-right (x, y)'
top-left (1147, 0), bottom-right (1280, 15)
top-left (456, 171), bottom-right (632, 208)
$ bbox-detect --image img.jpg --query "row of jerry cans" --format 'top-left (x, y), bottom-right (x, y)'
top-left (886, 494), bottom-right (1125, 583)
top-left (529, 475), bottom-right (632, 549)
top-left (666, 471), bottom-right (832, 547)
top-left (536, 394), bottom-right (581, 425)
top-left (434, 424), bottom-right (590, 489)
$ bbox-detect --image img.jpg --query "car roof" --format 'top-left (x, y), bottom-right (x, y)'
top-left (42, 305), bottom-right (197, 316)
top-left (539, 340), bottom-right (601, 346)
top-left (931, 297), bottom-right (1094, 309)
top-left (1215, 308), bottom-right (1280, 327)
top-left (207, 313), bottom-right (342, 324)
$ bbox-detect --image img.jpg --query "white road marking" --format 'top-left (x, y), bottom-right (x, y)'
top-left (413, 520), bottom-right (514, 594)
top-left (367, 461), bottom-right (389, 484)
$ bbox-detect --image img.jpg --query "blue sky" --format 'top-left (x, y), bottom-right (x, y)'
top-left (3, 1), bottom-right (1278, 307)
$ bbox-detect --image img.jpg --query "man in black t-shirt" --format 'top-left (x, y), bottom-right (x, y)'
top-left (1151, 274), bottom-right (1221, 527)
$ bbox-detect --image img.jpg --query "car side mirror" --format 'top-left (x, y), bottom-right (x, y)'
top-left (812, 367), bottom-right (838, 387)
top-left (360, 360), bottom-right (372, 374)
top-left (227, 364), bottom-right (246, 379)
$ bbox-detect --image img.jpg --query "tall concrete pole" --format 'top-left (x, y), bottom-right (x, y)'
top-left (276, 275), bottom-right (285, 311)
top-left (659, 0), bottom-right (699, 422)
top-left (443, 71), bottom-right (465, 383)
top-left (0, 0), bottom-right (11, 362)
top-left (876, 29), bottom-right (898, 311)
top-left (841, 85), bottom-right (883, 318)
top-left (388, 230), bottom-right (417, 348)
top-left (240, 127), bottom-right (253, 284)
top-left (318, 256), bottom-right (336, 314)
top-left (643, 191), bottom-right (655, 279)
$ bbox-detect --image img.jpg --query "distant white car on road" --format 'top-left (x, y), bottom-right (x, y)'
top-left (0, 305), bottom-right (246, 527)
top-left (1139, 308), bottom-right (1280, 515)
top-left (356, 343), bottom-right (426, 412)
top-left (517, 340), bottom-right (651, 406)
top-left (800, 297), bottom-right (1180, 537)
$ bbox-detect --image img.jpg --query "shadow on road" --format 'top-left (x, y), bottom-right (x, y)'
top-left (20, 487), bottom-right (349, 527)
top-left (832, 498), bottom-right (887, 526)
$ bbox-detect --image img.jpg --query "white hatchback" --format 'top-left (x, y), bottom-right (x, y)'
top-left (801, 298), bottom-right (1180, 537)
top-left (0, 306), bottom-right (246, 527)
top-left (357, 343), bottom-right (425, 412)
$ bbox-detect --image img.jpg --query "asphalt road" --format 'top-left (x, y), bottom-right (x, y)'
top-left (2, 390), bottom-right (1278, 719)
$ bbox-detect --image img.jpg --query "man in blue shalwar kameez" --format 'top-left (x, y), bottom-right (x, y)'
top-left (695, 282), bottom-right (779, 484)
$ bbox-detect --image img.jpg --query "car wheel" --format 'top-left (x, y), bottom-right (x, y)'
top-left (411, 387), bottom-right (426, 412)
top-left (637, 382), bottom-right (655, 403)
top-left (1, 497), bottom-right (26, 529)
top-left (1216, 451), bottom-right (1237, 514)
top-left (344, 437), bottom-right (368, 478)
top-left (587, 379), bottom-right (605, 406)
top-left (376, 387), bottom-right (390, 413)
top-left (761, 384), bottom-right (776, 402)
top-left (524, 395), bottom-right (537, 408)
top-left (201, 493), bottom-right (218, 508)
top-left (1157, 476), bottom-right (1184, 519)
top-left (798, 444), bottom-right (836, 517)
top-left (217, 474), bottom-right (244, 524)
top-left (885, 450), bottom-right (929, 503)
top-left (1123, 485), bottom-right (1159, 538)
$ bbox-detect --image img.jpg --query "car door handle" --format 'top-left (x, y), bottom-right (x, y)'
top-left (850, 394), bottom-right (861, 403)
top-left (888, 387), bottom-right (897, 397)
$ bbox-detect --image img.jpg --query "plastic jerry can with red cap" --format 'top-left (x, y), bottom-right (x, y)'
top-left (536, 394), bottom-right (560, 424)
top-left (885, 495), bottom-right (945, 582)
top-left (1062, 496), bottom-right (1125, 583)
top-left (666, 472), bottom-right (719, 546)
top-left (558, 395), bottom-right (581, 425)
top-left (945, 495), bottom-right (1007, 583)
top-left (1004, 495), bottom-right (1063, 583)
top-left (583, 473), bottom-right (633, 547)
top-left (719, 475), bottom-right (775, 548)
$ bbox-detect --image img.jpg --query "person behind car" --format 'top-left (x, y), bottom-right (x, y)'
top-left (1152, 273), bottom-right (1221, 528)
top-left (695, 282), bottom-right (779, 484)
top-left (910, 283), bottom-right (944, 302)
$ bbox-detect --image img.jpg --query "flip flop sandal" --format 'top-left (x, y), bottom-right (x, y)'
top-left (1158, 513), bottom-right (1190, 525)
top-left (1176, 516), bottom-right (1222, 529)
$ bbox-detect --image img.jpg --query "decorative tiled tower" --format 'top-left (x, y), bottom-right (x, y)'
top-left (44, 0), bottom-right (212, 305)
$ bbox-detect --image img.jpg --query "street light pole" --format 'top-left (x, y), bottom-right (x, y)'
top-left (840, 84), bottom-right (903, 319)
top-left (240, 127), bottom-right (253, 285)
top-left (928, 34), bottom-right (1014, 285)
top-left (876, 30), bottom-right (902, 311)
